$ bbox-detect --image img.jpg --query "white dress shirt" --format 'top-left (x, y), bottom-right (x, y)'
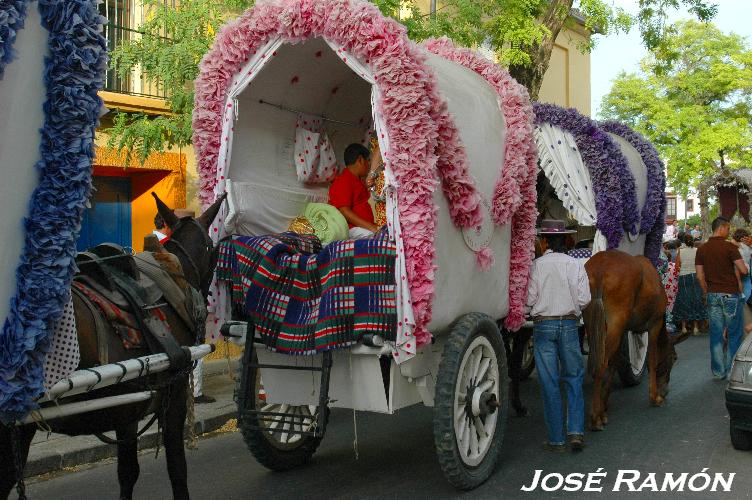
top-left (526, 250), bottom-right (592, 317)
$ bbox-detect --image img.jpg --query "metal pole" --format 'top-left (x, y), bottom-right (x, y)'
top-left (40, 344), bottom-right (215, 402)
top-left (430, 0), bottom-right (437, 17)
top-left (20, 392), bottom-right (153, 425)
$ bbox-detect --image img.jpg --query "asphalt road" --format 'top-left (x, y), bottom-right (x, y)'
top-left (21, 335), bottom-right (752, 499)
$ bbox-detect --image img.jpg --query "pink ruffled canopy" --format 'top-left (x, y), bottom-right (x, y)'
top-left (192, 0), bottom-right (537, 346)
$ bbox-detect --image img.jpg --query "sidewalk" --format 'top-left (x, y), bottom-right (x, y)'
top-left (24, 357), bottom-right (239, 478)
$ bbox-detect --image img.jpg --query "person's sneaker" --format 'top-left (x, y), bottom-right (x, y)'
top-left (569, 434), bottom-right (585, 452)
top-left (542, 442), bottom-right (567, 453)
top-left (194, 394), bottom-right (216, 404)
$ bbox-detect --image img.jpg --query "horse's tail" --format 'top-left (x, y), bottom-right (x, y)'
top-left (587, 286), bottom-right (607, 377)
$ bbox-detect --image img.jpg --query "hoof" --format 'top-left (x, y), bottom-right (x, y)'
top-left (602, 414), bottom-right (609, 426)
top-left (650, 396), bottom-right (665, 407)
top-left (590, 418), bottom-right (605, 431)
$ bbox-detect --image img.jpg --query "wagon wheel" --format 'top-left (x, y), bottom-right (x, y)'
top-left (517, 333), bottom-right (535, 380)
top-left (617, 331), bottom-right (648, 387)
top-left (235, 350), bottom-right (327, 470)
top-left (434, 313), bottom-right (509, 490)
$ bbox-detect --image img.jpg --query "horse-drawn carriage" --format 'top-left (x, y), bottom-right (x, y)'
top-left (505, 103), bottom-right (668, 396)
top-left (0, 0), bottom-right (673, 495)
top-left (191, 0), bottom-right (668, 490)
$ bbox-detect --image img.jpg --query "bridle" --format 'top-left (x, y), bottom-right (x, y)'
top-left (162, 217), bottom-right (216, 296)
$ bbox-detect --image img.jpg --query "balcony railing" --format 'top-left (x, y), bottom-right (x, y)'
top-left (101, 1), bottom-right (174, 100)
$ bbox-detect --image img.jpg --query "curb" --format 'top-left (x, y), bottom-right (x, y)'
top-left (24, 366), bottom-right (240, 479)
top-left (25, 407), bottom-right (238, 478)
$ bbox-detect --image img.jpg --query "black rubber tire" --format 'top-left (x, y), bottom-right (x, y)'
top-left (433, 313), bottom-right (509, 490)
top-left (235, 349), bottom-right (326, 471)
top-left (516, 332), bottom-right (535, 380)
top-left (730, 420), bottom-right (752, 451)
top-left (617, 331), bottom-right (646, 387)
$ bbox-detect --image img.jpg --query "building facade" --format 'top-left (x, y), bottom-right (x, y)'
top-left (80, 0), bottom-right (190, 253)
top-left (415, 1), bottom-right (592, 115)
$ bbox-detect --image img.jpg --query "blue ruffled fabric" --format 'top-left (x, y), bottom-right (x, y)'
top-left (0, 0), bottom-right (107, 423)
top-left (599, 120), bottom-right (667, 266)
top-left (533, 103), bottom-right (640, 250)
top-left (0, 0), bottom-right (30, 79)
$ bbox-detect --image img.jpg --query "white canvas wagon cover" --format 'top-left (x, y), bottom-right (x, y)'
top-left (192, 0), bottom-right (539, 362)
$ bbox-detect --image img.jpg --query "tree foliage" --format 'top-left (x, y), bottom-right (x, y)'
top-left (600, 20), bottom-right (752, 197)
top-left (108, 0), bottom-right (716, 161)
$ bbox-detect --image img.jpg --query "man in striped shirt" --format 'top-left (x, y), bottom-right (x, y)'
top-left (527, 220), bottom-right (591, 453)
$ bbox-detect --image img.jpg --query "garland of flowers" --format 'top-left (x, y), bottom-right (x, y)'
top-left (194, 0), bottom-right (447, 348)
top-left (533, 103), bottom-right (639, 249)
top-left (0, 0), bottom-right (107, 423)
top-left (599, 120), bottom-right (667, 264)
top-left (423, 37), bottom-right (538, 330)
top-left (0, 0), bottom-right (30, 79)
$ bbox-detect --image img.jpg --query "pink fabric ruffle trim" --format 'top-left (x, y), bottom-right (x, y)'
top-left (424, 37), bottom-right (538, 331)
top-left (193, 0), bottom-right (461, 347)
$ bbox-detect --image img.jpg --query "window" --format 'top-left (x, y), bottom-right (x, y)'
top-left (666, 196), bottom-right (677, 218)
top-left (686, 199), bottom-right (694, 212)
top-left (100, 0), bottom-right (132, 94)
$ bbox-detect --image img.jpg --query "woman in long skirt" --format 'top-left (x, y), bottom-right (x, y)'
top-left (673, 234), bottom-right (707, 334)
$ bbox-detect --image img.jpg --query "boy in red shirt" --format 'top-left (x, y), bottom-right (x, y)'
top-left (329, 143), bottom-right (378, 238)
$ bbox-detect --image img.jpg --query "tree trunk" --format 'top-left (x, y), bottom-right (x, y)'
top-left (508, 0), bottom-right (574, 100)
top-left (699, 183), bottom-right (710, 241)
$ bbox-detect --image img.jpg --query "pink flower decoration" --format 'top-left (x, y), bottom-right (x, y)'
top-left (424, 37), bottom-right (538, 331)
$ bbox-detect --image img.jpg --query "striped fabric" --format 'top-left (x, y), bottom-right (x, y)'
top-left (216, 232), bottom-right (398, 354)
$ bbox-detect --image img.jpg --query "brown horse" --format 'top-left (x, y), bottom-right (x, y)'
top-left (583, 250), bottom-right (683, 431)
top-left (0, 193), bottom-right (225, 500)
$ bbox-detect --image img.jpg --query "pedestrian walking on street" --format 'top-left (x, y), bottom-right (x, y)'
top-left (673, 233), bottom-right (707, 335)
top-left (527, 220), bottom-right (591, 453)
top-left (696, 217), bottom-right (749, 379)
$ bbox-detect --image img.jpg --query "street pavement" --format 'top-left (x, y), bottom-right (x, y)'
top-left (19, 335), bottom-right (752, 499)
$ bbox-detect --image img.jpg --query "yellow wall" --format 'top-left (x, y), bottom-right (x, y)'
top-left (538, 25), bottom-right (591, 115)
top-left (93, 134), bottom-right (187, 252)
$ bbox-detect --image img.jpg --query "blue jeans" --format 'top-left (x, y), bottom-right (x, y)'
top-left (706, 293), bottom-right (744, 378)
top-left (533, 319), bottom-right (585, 445)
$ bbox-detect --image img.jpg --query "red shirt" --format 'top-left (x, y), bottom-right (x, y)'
top-left (328, 167), bottom-right (374, 228)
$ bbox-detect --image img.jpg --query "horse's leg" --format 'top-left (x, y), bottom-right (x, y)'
top-left (600, 363), bottom-right (617, 426)
top-left (163, 376), bottom-right (190, 500)
top-left (116, 421), bottom-right (140, 500)
top-left (647, 321), bottom-right (664, 406)
top-left (0, 423), bottom-right (36, 499)
top-left (510, 329), bottom-right (531, 417)
top-left (590, 315), bottom-right (627, 431)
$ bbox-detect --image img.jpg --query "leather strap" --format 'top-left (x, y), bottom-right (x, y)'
top-left (109, 272), bottom-right (190, 371)
top-left (532, 314), bottom-right (578, 323)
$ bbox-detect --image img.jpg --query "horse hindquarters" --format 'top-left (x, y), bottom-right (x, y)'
top-left (589, 311), bottom-right (629, 431)
top-left (0, 424), bottom-right (36, 500)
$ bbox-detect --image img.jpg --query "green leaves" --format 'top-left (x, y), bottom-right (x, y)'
top-left (106, 0), bottom-right (717, 163)
top-left (600, 20), bottom-right (752, 197)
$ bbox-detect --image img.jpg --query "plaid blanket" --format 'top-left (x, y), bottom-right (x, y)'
top-left (216, 232), bottom-right (398, 354)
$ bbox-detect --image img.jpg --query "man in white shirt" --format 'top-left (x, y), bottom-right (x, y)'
top-left (527, 219), bottom-right (591, 453)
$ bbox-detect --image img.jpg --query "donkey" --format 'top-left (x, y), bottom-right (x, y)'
top-left (1, 192), bottom-right (226, 500)
top-left (583, 250), bottom-right (684, 431)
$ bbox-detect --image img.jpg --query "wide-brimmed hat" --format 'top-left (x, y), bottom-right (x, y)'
top-left (537, 219), bottom-right (576, 235)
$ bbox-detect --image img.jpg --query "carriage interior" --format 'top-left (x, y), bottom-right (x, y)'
top-left (222, 37), bottom-right (377, 239)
